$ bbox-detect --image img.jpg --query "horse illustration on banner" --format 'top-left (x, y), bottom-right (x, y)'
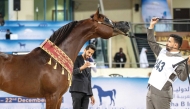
top-left (18, 42), bottom-right (26, 49)
top-left (17, 23), bottom-right (25, 27)
top-left (92, 85), bottom-right (116, 106)
top-left (51, 29), bottom-right (55, 33)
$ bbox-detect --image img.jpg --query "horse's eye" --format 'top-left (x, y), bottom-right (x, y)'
top-left (104, 17), bottom-right (110, 23)
top-left (104, 17), bottom-right (113, 26)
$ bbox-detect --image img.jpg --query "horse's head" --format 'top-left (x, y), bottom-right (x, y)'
top-left (92, 85), bottom-right (98, 89)
top-left (92, 84), bottom-right (103, 90)
top-left (47, 9), bottom-right (130, 62)
top-left (90, 8), bottom-right (130, 39)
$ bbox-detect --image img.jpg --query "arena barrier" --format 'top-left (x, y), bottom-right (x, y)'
top-left (0, 77), bottom-right (189, 109)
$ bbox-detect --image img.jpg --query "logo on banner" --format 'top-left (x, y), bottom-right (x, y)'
top-left (38, 23), bottom-right (48, 27)
top-left (51, 29), bottom-right (55, 33)
top-left (18, 42), bottom-right (26, 49)
top-left (0, 29), bottom-right (7, 32)
top-left (92, 85), bottom-right (116, 106)
top-left (17, 23), bottom-right (25, 27)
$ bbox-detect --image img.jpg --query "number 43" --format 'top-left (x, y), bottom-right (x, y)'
top-left (154, 59), bottom-right (165, 72)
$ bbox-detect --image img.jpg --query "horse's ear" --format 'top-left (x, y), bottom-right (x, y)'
top-left (96, 7), bottom-right (100, 15)
top-left (93, 8), bottom-right (100, 20)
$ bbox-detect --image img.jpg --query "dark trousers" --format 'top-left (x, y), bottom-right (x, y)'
top-left (5, 35), bottom-right (10, 40)
top-left (116, 63), bottom-right (125, 68)
top-left (71, 92), bottom-right (89, 109)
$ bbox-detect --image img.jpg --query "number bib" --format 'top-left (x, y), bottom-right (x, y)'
top-left (148, 48), bottom-right (184, 90)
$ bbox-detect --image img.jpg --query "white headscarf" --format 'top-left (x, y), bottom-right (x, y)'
top-left (140, 47), bottom-right (149, 68)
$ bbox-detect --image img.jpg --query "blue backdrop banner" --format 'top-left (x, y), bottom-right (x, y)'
top-left (0, 21), bottom-right (72, 39)
top-left (0, 40), bottom-right (44, 52)
top-left (0, 78), bottom-right (189, 109)
top-left (0, 40), bottom-right (89, 55)
top-left (3, 21), bottom-right (71, 27)
top-left (0, 27), bottom-right (60, 39)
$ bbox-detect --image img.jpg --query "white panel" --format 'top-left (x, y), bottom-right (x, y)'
top-left (18, 0), bottom-right (34, 20)
top-left (173, 0), bottom-right (190, 8)
top-left (8, 0), bottom-right (34, 20)
top-left (8, 0), bottom-right (16, 20)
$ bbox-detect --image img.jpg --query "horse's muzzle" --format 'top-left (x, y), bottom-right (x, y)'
top-left (114, 21), bottom-right (130, 33)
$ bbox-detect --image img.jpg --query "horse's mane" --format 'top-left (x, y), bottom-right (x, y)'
top-left (49, 21), bottom-right (78, 45)
top-left (29, 21), bottom-right (79, 60)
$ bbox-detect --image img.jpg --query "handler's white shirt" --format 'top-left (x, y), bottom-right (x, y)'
top-left (148, 48), bottom-right (184, 90)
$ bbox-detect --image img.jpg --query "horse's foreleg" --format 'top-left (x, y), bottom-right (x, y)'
top-left (45, 94), bottom-right (59, 109)
top-left (99, 96), bottom-right (102, 106)
top-left (56, 97), bottom-right (63, 109)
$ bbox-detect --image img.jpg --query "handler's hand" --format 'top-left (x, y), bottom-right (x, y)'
top-left (90, 96), bottom-right (95, 105)
top-left (149, 17), bottom-right (159, 29)
top-left (80, 61), bottom-right (91, 71)
top-left (187, 55), bottom-right (190, 65)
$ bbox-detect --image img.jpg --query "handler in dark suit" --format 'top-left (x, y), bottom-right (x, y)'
top-left (69, 44), bottom-right (96, 109)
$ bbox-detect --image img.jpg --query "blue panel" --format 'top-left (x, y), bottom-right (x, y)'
top-left (3, 21), bottom-right (71, 27)
top-left (0, 40), bottom-right (44, 52)
top-left (0, 27), bottom-right (60, 39)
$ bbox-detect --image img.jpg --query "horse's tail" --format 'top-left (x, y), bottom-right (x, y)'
top-left (112, 89), bottom-right (116, 99)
